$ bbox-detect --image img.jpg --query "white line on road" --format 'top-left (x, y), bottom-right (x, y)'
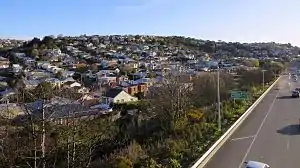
top-left (286, 121), bottom-right (291, 150)
top-left (231, 135), bottom-right (255, 141)
top-left (238, 91), bottom-right (279, 168)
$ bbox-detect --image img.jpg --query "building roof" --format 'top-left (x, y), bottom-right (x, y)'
top-left (105, 88), bottom-right (123, 98)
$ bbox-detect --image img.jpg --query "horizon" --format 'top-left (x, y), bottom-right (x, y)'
top-left (1, 34), bottom-right (298, 48)
top-left (1, 0), bottom-right (300, 46)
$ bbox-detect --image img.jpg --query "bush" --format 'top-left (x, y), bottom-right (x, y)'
top-left (110, 157), bottom-right (134, 168)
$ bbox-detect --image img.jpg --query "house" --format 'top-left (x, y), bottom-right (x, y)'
top-left (63, 71), bottom-right (75, 78)
top-left (38, 62), bottom-right (51, 69)
top-left (0, 89), bottom-right (16, 99)
top-left (114, 68), bottom-right (120, 74)
top-left (44, 78), bottom-right (61, 88)
top-left (103, 88), bottom-right (138, 104)
top-left (133, 72), bottom-right (147, 79)
top-left (63, 81), bottom-right (82, 88)
top-left (77, 87), bottom-right (89, 94)
top-left (61, 77), bottom-right (76, 84)
top-left (0, 57), bottom-right (10, 69)
top-left (134, 78), bottom-right (153, 87)
top-left (123, 85), bottom-right (139, 96)
top-left (137, 83), bottom-right (148, 95)
top-left (99, 76), bottom-right (117, 85)
top-left (12, 64), bottom-right (22, 73)
top-left (24, 79), bottom-right (40, 89)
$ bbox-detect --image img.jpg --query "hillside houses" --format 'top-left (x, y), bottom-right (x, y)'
top-left (0, 35), bottom-right (298, 121)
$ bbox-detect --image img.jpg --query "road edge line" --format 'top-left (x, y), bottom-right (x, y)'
top-left (190, 76), bottom-right (282, 168)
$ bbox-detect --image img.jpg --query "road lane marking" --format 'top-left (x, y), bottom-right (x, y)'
top-left (286, 121), bottom-right (291, 150)
top-left (231, 135), bottom-right (254, 141)
top-left (238, 91), bottom-right (279, 168)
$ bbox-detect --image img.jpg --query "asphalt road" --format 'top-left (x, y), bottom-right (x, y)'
top-left (203, 75), bottom-right (300, 168)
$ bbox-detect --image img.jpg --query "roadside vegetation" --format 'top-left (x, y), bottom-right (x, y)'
top-left (0, 60), bottom-right (285, 168)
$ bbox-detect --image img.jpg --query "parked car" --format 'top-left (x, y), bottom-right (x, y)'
top-left (292, 90), bottom-right (300, 98)
top-left (244, 161), bottom-right (270, 168)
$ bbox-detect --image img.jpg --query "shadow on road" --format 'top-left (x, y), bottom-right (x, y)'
top-left (276, 96), bottom-right (293, 99)
top-left (277, 124), bottom-right (300, 135)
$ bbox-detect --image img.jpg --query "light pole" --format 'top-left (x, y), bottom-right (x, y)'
top-left (214, 42), bottom-right (221, 131)
top-left (217, 64), bottom-right (221, 131)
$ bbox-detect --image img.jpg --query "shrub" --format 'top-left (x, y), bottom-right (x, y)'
top-left (110, 156), bottom-right (133, 168)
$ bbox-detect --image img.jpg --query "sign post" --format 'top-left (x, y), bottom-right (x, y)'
top-left (231, 91), bottom-right (249, 104)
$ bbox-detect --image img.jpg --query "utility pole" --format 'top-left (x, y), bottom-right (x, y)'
top-left (217, 64), bottom-right (221, 131)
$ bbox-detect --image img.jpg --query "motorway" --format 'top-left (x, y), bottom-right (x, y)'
top-left (203, 74), bottom-right (300, 168)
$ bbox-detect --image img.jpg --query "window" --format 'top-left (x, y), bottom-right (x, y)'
top-left (121, 99), bottom-right (124, 103)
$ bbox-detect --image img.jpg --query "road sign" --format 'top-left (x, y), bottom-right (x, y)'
top-left (231, 91), bottom-right (249, 100)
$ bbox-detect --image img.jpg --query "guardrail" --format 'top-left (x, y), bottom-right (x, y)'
top-left (190, 76), bottom-right (282, 168)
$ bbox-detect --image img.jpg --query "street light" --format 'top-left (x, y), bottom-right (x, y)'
top-left (214, 42), bottom-right (221, 131)
top-left (217, 64), bottom-right (221, 131)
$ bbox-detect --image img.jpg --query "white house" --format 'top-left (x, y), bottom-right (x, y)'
top-left (69, 82), bottom-right (81, 88)
top-left (61, 77), bottom-right (76, 84)
top-left (103, 88), bottom-right (138, 104)
top-left (12, 64), bottom-right (22, 73)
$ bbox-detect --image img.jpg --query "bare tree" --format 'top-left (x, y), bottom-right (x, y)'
top-left (192, 72), bottom-right (234, 107)
top-left (148, 74), bottom-right (193, 132)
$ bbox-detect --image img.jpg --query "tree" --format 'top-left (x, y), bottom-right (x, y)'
top-left (6, 73), bottom-right (25, 91)
top-left (269, 61), bottom-right (285, 75)
top-left (55, 71), bottom-right (64, 79)
top-left (42, 36), bottom-right (55, 45)
top-left (200, 41), bottom-right (216, 53)
top-left (237, 69), bottom-right (274, 89)
top-left (90, 64), bottom-right (98, 72)
top-left (132, 54), bottom-right (138, 61)
top-left (192, 72), bottom-right (234, 107)
top-left (30, 48), bottom-right (39, 59)
top-left (26, 37), bottom-right (41, 48)
top-left (148, 74), bottom-right (193, 132)
top-left (34, 82), bottom-right (55, 100)
top-left (242, 59), bottom-right (259, 67)
top-left (110, 157), bottom-right (133, 168)
top-left (8, 52), bottom-right (18, 64)
top-left (75, 66), bottom-right (88, 73)
top-left (253, 59), bottom-right (260, 67)
top-left (39, 44), bottom-right (47, 50)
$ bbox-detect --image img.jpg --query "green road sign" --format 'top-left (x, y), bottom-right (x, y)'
top-left (231, 91), bottom-right (249, 100)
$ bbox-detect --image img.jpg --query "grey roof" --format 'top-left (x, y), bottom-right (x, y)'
top-left (105, 88), bottom-right (123, 98)
top-left (24, 98), bottom-right (90, 119)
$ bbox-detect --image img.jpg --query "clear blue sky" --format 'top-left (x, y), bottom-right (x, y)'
top-left (1, 0), bottom-right (300, 46)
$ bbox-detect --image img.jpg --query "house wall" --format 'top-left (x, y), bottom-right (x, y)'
top-left (113, 91), bottom-right (138, 103)
top-left (128, 85), bottom-right (138, 96)
top-left (138, 84), bottom-right (147, 93)
top-left (137, 84), bottom-right (148, 96)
